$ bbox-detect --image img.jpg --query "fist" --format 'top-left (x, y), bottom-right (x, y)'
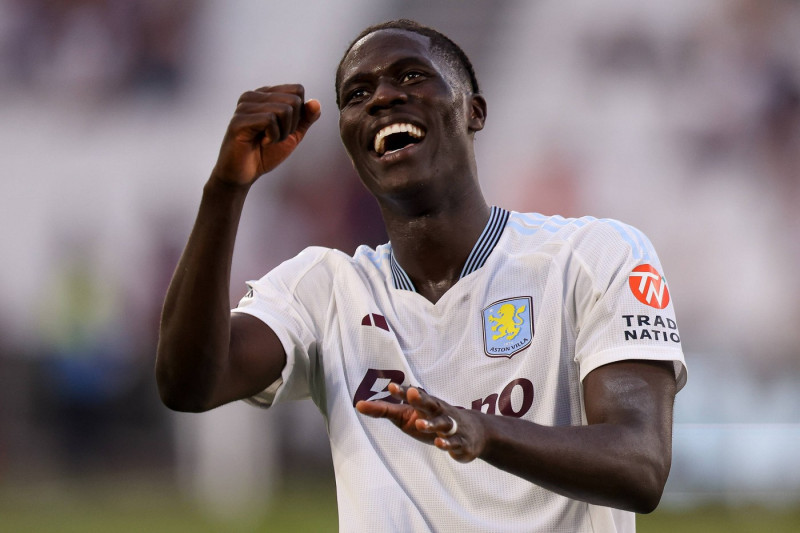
top-left (211, 84), bottom-right (321, 186)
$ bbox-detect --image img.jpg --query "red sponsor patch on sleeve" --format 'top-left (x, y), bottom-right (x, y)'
top-left (628, 264), bottom-right (670, 309)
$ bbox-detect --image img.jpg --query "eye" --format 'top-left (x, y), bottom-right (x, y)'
top-left (344, 87), bottom-right (369, 105)
top-left (401, 71), bottom-right (425, 84)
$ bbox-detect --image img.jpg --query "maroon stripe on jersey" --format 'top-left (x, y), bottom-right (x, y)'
top-left (372, 313), bottom-right (389, 331)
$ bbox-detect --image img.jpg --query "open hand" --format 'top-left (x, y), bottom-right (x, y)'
top-left (356, 383), bottom-right (487, 463)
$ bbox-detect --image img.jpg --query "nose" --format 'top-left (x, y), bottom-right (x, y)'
top-left (368, 79), bottom-right (407, 113)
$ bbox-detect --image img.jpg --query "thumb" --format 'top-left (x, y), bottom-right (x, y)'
top-left (295, 99), bottom-right (322, 138)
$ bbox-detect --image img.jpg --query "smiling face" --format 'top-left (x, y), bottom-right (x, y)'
top-left (337, 29), bottom-right (486, 210)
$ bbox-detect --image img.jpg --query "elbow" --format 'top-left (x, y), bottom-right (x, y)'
top-left (157, 384), bottom-right (211, 413)
top-left (155, 347), bottom-right (217, 413)
top-left (628, 486), bottom-right (664, 515)
top-left (625, 455), bottom-right (671, 514)
top-left (156, 373), bottom-right (208, 413)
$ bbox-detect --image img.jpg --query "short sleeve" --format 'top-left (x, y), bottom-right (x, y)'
top-left (231, 247), bottom-right (332, 407)
top-left (572, 221), bottom-right (687, 391)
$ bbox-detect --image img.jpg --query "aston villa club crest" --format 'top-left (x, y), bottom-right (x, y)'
top-left (482, 297), bottom-right (534, 358)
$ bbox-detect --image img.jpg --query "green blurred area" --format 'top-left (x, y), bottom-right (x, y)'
top-left (0, 476), bottom-right (339, 533)
top-left (638, 505), bottom-right (800, 533)
top-left (2, 476), bottom-right (799, 533)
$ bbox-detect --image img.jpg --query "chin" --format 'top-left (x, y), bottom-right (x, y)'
top-left (377, 180), bottom-right (447, 215)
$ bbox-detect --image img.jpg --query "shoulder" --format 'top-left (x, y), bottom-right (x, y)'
top-left (255, 246), bottom-right (341, 293)
top-left (244, 246), bottom-right (356, 308)
top-left (266, 243), bottom-right (390, 286)
top-left (505, 211), bottom-right (656, 262)
top-left (272, 245), bottom-right (335, 276)
top-left (351, 242), bottom-right (392, 269)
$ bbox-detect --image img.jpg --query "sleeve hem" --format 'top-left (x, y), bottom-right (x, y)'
top-left (231, 307), bottom-right (298, 408)
top-left (579, 346), bottom-right (687, 392)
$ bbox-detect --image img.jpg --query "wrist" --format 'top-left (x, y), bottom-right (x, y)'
top-left (474, 410), bottom-right (513, 463)
top-left (476, 413), bottom-right (494, 461)
top-left (205, 172), bottom-right (253, 197)
top-left (199, 174), bottom-right (252, 220)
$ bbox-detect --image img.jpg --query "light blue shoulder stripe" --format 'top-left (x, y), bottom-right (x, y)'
top-left (509, 212), bottom-right (583, 234)
top-left (507, 213), bottom-right (652, 261)
top-left (601, 219), bottom-right (651, 262)
top-left (362, 245), bottom-right (392, 270)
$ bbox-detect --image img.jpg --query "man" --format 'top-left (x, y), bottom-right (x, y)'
top-left (157, 19), bottom-right (687, 532)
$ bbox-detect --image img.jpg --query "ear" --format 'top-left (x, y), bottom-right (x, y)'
top-left (467, 94), bottom-right (487, 133)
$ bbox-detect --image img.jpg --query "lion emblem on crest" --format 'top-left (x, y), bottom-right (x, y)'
top-left (488, 303), bottom-right (526, 340)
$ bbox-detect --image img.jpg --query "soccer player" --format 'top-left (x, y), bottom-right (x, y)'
top-left (157, 19), bottom-right (687, 532)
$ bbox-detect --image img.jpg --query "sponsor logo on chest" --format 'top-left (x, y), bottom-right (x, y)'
top-left (352, 368), bottom-right (535, 418)
top-left (482, 296), bottom-right (534, 358)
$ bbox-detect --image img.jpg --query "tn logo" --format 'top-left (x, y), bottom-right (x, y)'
top-left (629, 264), bottom-right (671, 309)
top-left (488, 303), bottom-right (526, 341)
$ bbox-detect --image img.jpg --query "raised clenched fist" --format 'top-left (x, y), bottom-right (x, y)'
top-left (211, 84), bottom-right (321, 187)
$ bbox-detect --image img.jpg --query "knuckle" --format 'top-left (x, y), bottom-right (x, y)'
top-left (237, 90), bottom-right (258, 104)
top-left (287, 93), bottom-right (303, 108)
top-left (272, 95), bottom-right (302, 114)
top-left (274, 102), bottom-right (294, 116)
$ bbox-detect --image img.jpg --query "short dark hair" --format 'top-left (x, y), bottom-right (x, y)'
top-left (335, 19), bottom-right (480, 108)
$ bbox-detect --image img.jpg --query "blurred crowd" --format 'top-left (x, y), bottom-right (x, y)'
top-left (0, 0), bottom-right (194, 99)
top-left (0, 0), bottom-right (798, 510)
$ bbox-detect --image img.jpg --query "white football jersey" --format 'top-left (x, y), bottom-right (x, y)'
top-left (233, 207), bottom-right (687, 533)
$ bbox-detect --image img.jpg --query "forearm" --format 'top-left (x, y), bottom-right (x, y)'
top-left (156, 177), bottom-right (250, 412)
top-left (477, 410), bottom-right (671, 513)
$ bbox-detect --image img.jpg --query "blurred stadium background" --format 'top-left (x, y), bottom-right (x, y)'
top-left (1, 0), bottom-right (799, 531)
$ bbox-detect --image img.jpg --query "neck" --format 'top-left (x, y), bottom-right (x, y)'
top-left (381, 187), bottom-right (490, 303)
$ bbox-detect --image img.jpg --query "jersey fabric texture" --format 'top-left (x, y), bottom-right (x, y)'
top-left (232, 208), bottom-right (687, 533)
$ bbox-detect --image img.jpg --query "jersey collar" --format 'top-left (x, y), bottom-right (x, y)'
top-left (389, 206), bottom-right (510, 292)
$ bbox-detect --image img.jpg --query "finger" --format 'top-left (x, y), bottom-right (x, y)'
top-left (237, 100), bottom-right (300, 133)
top-left (435, 437), bottom-right (473, 463)
top-left (229, 112), bottom-right (281, 144)
top-left (414, 414), bottom-right (457, 436)
top-left (355, 400), bottom-right (408, 422)
top-left (236, 88), bottom-right (301, 116)
top-left (387, 382), bottom-right (408, 402)
top-left (237, 90), bottom-right (304, 140)
top-left (246, 84), bottom-right (305, 107)
top-left (406, 387), bottom-right (442, 417)
top-left (435, 436), bottom-right (463, 454)
top-left (274, 102), bottom-right (295, 141)
top-left (262, 116), bottom-right (281, 145)
top-left (254, 84), bottom-right (305, 99)
top-left (357, 400), bottom-right (422, 435)
top-left (239, 102), bottom-right (294, 142)
top-left (355, 399), bottom-right (390, 418)
top-left (271, 92), bottom-right (303, 137)
top-left (434, 436), bottom-right (452, 450)
top-left (295, 99), bottom-right (321, 138)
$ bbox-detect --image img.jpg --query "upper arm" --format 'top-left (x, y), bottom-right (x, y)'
top-left (583, 359), bottom-right (677, 471)
top-left (584, 359), bottom-right (676, 423)
top-left (209, 312), bottom-right (287, 408)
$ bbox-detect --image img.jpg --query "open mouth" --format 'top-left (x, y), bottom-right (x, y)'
top-left (373, 123), bottom-right (426, 157)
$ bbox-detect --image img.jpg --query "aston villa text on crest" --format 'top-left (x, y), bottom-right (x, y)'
top-left (487, 337), bottom-right (531, 355)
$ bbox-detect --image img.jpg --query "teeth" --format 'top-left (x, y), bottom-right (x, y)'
top-left (373, 123), bottom-right (425, 155)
